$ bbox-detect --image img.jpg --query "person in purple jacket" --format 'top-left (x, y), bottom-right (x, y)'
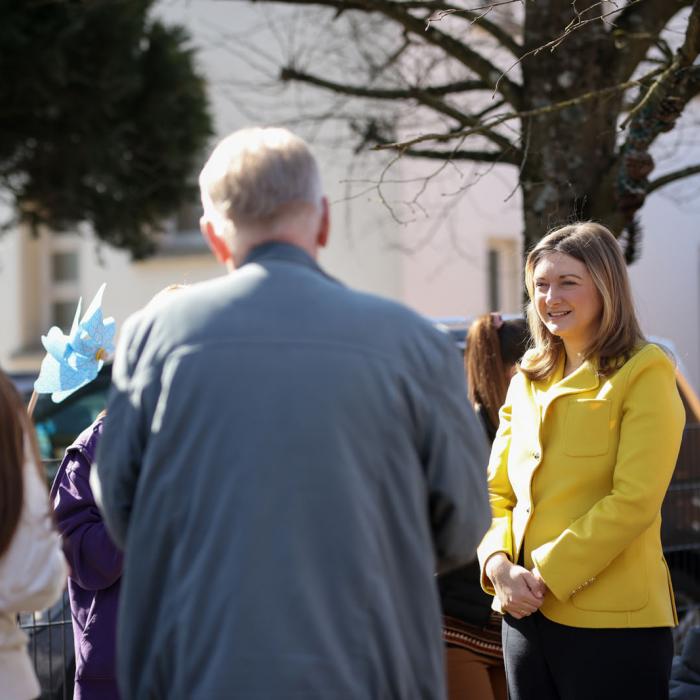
top-left (51, 413), bottom-right (122, 700)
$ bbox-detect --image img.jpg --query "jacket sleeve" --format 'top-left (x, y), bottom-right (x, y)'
top-left (0, 450), bottom-right (67, 613)
top-left (53, 449), bottom-right (123, 591)
top-left (94, 312), bottom-right (162, 548)
top-left (477, 381), bottom-right (517, 594)
top-left (531, 346), bottom-right (685, 602)
top-left (425, 339), bottom-right (491, 574)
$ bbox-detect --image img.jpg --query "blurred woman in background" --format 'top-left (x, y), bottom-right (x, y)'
top-left (50, 283), bottom-right (186, 700)
top-left (0, 369), bottom-right (66, 700)
top-left (439, 313), bottom-right (529, 700)
top-left (52, 410), bottom-right (121, 700)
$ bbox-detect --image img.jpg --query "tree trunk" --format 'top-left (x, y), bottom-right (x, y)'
top-left (519, 0), bottom-right (623, 253)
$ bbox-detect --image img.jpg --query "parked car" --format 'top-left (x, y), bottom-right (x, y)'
top-left (30, 364), bottom-right (112, 463)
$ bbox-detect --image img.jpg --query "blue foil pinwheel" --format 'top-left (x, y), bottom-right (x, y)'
top-left (34, 283), bottom-right (116, 403)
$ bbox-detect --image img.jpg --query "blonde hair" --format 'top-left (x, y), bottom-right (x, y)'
top-left (199, 127), bottom-right (322, 239)
top-left (466, 314), bottom-right (530, 428)
top-left (522, 222), bottom-right (644, 381)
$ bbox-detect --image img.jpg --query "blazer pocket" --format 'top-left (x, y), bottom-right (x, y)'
top-left (564, 399), bottom-right (611, 457)
top-left (572, 541), bottom-right (648, 612)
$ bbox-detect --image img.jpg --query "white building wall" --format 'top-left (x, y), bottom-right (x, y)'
top-left (627, 114), bottom-right (700, 391)
top-left (1, 0), bottom-right (697, 391)
top-left (79, 238), bottom-right (223, 327)
top-left (630, 186), bottom-right (700, 390)
top-left (0, 212), bottom-right (22, 367)
top-left (398, 168), bottom-right (523, 317)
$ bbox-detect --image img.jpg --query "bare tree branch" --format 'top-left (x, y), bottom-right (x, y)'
top-left (394, 147), bottom-right (516, 163)
top-left (280, 67), bottom-right (489, 97)
top-left (494, 0), bottom-right (645, 94)
top-left (647, 164), bottom-right (700, 193)
top-left (611, 0), bottom-right (693, 84)
top-left (374, 68), bottom-right (663, 151)
top-left (281, 0), bottom-right (523, 56)
top-left (232, 0), bottom-right (700, 253)
top-left (280, 66), bottom-right (518, 153)
top-left (249, 0), bottom-right (524, 108)
top-left (318, 0), bottom-right (524, 60)
top-left (410, 0), bottom-right (521, 56)
top-left (620, 0), bottom-right (700, 129)
top-left (357, 121), bottom-right (519, 163)
top-left (614, 0), bottom-right (700, 225)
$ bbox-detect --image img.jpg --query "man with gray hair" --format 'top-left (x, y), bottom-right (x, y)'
top-left (96, 127), bottom-right (491, 699)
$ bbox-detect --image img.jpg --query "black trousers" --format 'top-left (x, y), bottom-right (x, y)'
top-left (502, 612), bottom-right (673, 700)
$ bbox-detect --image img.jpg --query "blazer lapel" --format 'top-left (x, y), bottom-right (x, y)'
top-left (536, 356), bottom-right (601, 418)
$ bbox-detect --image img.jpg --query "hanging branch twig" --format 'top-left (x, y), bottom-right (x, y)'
top-left (280, 66), bottom-right (518, 154)
top-left (612, 0), bottom-right (695, 84)
top-left (373, 67), bottom-right (664, 152)
top-left (647, 164), bottom-right (700, 194)
top-left (493, 0), bottom-right (644, 94)
top-left (250, 0), bottom-right (524, 108)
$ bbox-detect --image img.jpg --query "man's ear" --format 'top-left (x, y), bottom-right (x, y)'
top-left (201, 217), bottom-right (234, 267)
top-left (316, 197), bottom-right (330, 249)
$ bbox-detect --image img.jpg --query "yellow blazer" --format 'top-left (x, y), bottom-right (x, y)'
top-left (477, 343), bottom-right (685, 628)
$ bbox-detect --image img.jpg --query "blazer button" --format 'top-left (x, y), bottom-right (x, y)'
top-left (533, 451), bottom-right (541, 461)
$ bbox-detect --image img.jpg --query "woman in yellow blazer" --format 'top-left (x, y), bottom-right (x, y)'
top-left (478, 222), bottom-right (685, 700)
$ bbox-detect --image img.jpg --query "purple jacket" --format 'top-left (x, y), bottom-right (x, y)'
top-left (51, 416), bottom-right (122, 700)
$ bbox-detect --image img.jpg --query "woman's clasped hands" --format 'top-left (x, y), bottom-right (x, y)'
top-left (485, 553), bottom-right (547, 619)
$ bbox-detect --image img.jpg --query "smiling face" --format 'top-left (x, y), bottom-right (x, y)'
top-left (533, 251), bottom-right (603, 355)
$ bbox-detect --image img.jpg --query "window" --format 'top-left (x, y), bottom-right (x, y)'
top-left (51, 251), bottom-right (79, 283)
top-left (52, 300), bottom-right (79, 331)
top-left (47, 236), bottom-right (81, 332)
top-left (486, 238), bottom-right (520, 313)
top-left (487, 248), bottom-right (500, 312)
top-left (175, 199), bottom-right (201, 235)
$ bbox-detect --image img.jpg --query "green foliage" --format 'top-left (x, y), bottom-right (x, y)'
top-left (0, 0), bottom-right (212, 258)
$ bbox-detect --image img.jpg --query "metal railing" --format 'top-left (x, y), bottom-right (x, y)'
top-left (19, 592), bottom-right (74, 700)
top-left (663, 423), bottom-right (700, 652)
top-left (18, 459), bottom-right (74, 700)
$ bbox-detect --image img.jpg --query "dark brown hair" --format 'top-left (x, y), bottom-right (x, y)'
top-left (466, 314), bottom-right (530, 428)
top-left (0, 370), bottom-right (43, 558)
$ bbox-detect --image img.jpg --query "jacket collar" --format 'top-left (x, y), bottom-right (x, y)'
top-left (535, 353), bottom-right (601, 408)
top-left (242, 241), bottom-right (328, 277)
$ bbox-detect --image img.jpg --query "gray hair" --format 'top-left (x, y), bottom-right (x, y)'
top-left (199, 127), bottom-right (323, 233)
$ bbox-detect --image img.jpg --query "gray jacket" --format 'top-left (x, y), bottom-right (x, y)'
top-left (96, 242), bottom-right (491, 699)
top-left (670, 627), bottom-right (700, 700)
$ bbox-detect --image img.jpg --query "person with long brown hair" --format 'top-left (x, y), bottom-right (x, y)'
top-left (440, 313), bottom-right (529, 700)
top-left (0, 369), bottom-right (66, 700)
top-left (466, 314), bottom-right (531, 443)
top-left (478, 222), bottom-right (685, 700)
